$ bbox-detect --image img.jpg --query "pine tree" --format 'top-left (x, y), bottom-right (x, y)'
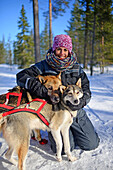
top-left (52, 0), bottom-right (71, 18)
top-left (65, 0), bottom-right (113, 73)
top-left (6, 36), bottom-right (12, 66)
top-left (0, 40), bottom-right (6, 64)
top-left (25, 29), bottom-right (35, 65)
top-left (13, 5), bottom-right (34, 68)
top-left (95, 0), bottom-right (113, 73)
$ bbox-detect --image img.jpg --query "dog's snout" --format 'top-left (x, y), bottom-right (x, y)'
top-left (54, 96), bottom-right (60, 102)
top-left (74, 99), bottom-right (78, 104)
top-left (50, 94), bottom-right (60, 104)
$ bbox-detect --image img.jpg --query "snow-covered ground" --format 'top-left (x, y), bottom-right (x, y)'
top-left (0, 64), bottom-right (113, 170)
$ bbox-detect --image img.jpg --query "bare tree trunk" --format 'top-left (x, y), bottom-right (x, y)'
top-left (33, 0), bottom-right (40, 63)
top-left (90, 0), bottom-right (96, 76)
top-left (83, 28), bottom-right (88, 68)
top-left (49, 0), bottom-right (52, 48)
top-left (100, 35), bottom-right (104, 73)
top-left (83, 0), bottom-right (89, 69)
top-left (99, 21), bottom-right (105, 74)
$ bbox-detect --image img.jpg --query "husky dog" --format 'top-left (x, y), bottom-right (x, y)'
top-left (0, 78), bottom-right (83, 170)
top-left (0, 73), bottom-right (62, 142)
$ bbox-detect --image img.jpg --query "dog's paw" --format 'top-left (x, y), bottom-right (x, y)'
top-left (5, 153), bottom-right (17, 166)
top-left (5, 156), bottom-right (18, 166)
top-left (56, 156), bottom-right (62, 162)
top-left (68, 156), bottom-right (77, 162)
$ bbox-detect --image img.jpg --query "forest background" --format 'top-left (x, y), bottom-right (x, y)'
top-left (0, 0), bottom-right (113, 75)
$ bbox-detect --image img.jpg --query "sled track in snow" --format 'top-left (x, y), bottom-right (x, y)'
top-left (87, 76), bottom-right (113, 124)
top-left (86, 105), bottom-right (105, 124)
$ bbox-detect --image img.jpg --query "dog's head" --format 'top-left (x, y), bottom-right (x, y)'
top-left (59, 78), bottom-right (83, 107)
top-left (38, 72), bottom-right (62, 91)
top-left (38, 73), bottom-right (62, 104)
top-left (47, 87), bottom-right (60, 104)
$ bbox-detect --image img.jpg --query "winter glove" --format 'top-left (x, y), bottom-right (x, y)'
top-left (27, 78), bottom-right (50, 101)
top-left (68, 97), bottom-right (86, 111)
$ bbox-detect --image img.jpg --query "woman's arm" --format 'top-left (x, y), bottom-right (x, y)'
top-left (16, 64), bottom-right (48, 99)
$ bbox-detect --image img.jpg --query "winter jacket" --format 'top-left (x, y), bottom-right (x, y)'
top-left (16, 59), bottom-right (91, 110)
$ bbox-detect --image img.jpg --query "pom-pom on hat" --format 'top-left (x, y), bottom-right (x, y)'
top-left (52, 34), bottom-right (72, 53)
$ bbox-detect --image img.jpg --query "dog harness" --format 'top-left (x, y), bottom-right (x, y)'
top-left (0, 92), bottom-right (49, 144)
top-left (1, 98), bottom-right (49, 127)
top-left (0, 91), bottom-right (23, 110)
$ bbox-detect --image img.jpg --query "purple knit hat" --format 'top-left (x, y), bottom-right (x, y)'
top-left (52, 34), bottom-right (72, 53)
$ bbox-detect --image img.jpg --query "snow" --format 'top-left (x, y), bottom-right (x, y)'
top-left (0, 64), bottom-right (113, 170)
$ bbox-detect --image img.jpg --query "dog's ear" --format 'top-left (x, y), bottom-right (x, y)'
top-left (8, 86), bottom-right (21, 93)
top-left (59, 85), bottom-right (66, 94)
top-left (38, 75), bottom-right (46, 84)
top-left (57, 72), bottom-right (61, 80)
top-left (76, 78), bottom-right (81, 88)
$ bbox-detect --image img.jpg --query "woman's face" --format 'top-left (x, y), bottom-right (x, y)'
top-left (55, 47), bottom-right (69, 59)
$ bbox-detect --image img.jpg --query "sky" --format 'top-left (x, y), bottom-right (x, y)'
top-left (0, 64), bottom-right (113, 169)
top-left (0, 0), bottom-right (74, 43)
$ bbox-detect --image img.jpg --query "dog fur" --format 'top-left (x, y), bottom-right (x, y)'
top-left (0, 78), bottom-right (83, 170)
top-left (0, 73), bottom-right (62, 142)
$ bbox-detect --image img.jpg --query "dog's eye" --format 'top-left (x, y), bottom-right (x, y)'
top-left (68, 93), bottom-right (72, 96)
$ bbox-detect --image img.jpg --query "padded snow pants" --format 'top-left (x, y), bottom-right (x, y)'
top-left (48, 109), bottom-right (100, 153)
